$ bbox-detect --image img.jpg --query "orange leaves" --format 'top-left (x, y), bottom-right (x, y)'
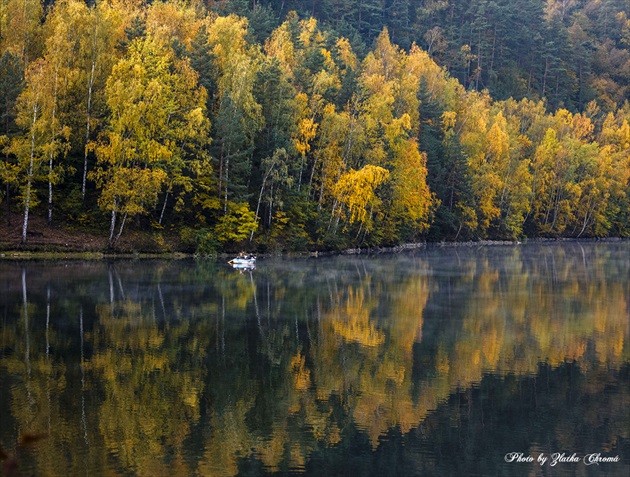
top-left (4, 2), bottom-right (630, 246)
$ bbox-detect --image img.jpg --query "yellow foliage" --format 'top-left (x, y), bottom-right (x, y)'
top-left (333, 165), bottom-right (390, 229)
top-left (206, 14), bottom-right (249, 70)
top-left (291, 352), bottom-right (312, 391)
top-left (146, 0), bottom-right (201, 46)
top-left (298, 17), bottom-right (320, 48)
top-left (330, 288), bottom-right (385, 347)
top-left (336, 37), bottom-right (357, 70)
top-left (295, 117), bottom-right (318, 156)
top-left (264, 22), bottom-right (295, 77)
top-left (441, 111), bottom-right (457, 131)
top-left (486, 113), bottom-right (510, 164)
top-left (385, 113), bottom-right (411, 145)
top-left (311, 69), bottom-right (340, 96)
top-left (391, 139), bottom-right (433, 229)
top-left (571, 112), bottom-right (594, 141)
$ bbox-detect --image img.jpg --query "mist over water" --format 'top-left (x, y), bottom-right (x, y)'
top-left (1, 243), bottom-right (629, 476)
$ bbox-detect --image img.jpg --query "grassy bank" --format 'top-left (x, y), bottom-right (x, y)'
top-left (0, 215), bottom-right (191, 257)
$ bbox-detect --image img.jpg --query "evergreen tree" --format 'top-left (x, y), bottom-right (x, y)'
top-left (0, 52), bottom-right (22, 138)
top-left (0, 51), bottom-right (23, 224)
top-left (117, 15), bottom-right (146, 52)
top-left (188, 25), bottom-right (218, 111)
top-left (385, 0), bottom-right (411, 49)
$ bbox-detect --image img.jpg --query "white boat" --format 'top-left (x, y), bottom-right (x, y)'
top-left (228, 256), bottom-right (256, 269)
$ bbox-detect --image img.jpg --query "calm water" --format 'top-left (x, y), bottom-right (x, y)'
top-left (0, 243), bottom-right (629, 477)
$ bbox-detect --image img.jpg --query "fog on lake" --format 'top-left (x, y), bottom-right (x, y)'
top-left (0, 243), bottom-right (629, 476)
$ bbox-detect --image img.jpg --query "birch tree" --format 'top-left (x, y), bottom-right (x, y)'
top-left (76, 0), bottom-right (124, 200)
top-left (206, 14), bottom-right (262, 211)
top-left (92, 35), bottom-right (210, 246)
top-left (6, 59), bottom-right (47, 243)
top-left (40, 0), bottom-right (77, 225)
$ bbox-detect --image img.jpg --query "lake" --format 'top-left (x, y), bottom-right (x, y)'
top-left (0, 243), bottom-right (629, 476)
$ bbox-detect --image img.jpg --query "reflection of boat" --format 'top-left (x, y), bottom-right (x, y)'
top-left (228, 256), bottom-right (256, 269)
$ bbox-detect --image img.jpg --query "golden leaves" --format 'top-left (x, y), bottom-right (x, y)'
top-left (93, 32), bottom-right (209, 236)
top-left (336, 37), bottom-right (357, 70)
top-left (333, 165), bottom-right (390, 230)
top-left (145, 0), bottom-right (201, 46)
top-left (206, 14), bottom-right (249, 70)
top-left (294, 117), bottom-right (318, 157)
top-left (330, 288), bottom-right (385, 348)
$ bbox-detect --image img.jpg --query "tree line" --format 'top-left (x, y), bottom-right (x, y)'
top-left (0, 0), bottom-right (628, 253)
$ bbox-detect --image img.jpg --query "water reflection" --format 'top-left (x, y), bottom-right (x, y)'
top-left (0, 243), bottom-right (628, 476)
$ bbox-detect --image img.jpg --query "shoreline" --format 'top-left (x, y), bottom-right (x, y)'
top-left (1, 236), bottom-right (627, 260)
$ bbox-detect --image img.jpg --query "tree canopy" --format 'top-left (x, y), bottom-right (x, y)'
top-left (1, 0), bottom-right (629, 251)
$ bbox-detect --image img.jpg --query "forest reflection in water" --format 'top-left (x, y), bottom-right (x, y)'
top-left (0, 243), bottom-right (629, 476)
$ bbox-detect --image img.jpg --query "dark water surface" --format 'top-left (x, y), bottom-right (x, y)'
top-left (0, 243), bottom-right (629, 476)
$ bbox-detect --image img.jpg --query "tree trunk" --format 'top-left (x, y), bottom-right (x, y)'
top-left (308, 155), bottom-right (319, 195)
top-left (108, 198), bottom-right (117, 245)
top-left (3, 92), bottom-right (11, 224)
top-left (159, 190), bottom-right (169, 225)
top-left (48, 66), bottom-right (60, 226)
top-left (318, 174), bottom-right (326, 210)
top-left (22, 266), bottom-right (31, 376)
top-left (113, 211), bottom-right (128, 246)
top-left (48, 155), bottom-right (53, 225)
top-left (268, 183), bottom-right (274, 226)
top-left (22, 106), bottom-right (38, 244)
top-left (577, 200), bottom-right (592, 238)
top-left (224, 156), bottom-right (230, 214)
top-left (328, 199), bottom-right (339, 231)
top-left (489, 27), bottom-right (496, 80)
top-left (475, 44), bottom-right (481, 91)
top-left (218, 148), bottom-right (223, 198)
top-left (578, 62), bottom-right (583, 109)
top-left (82, 60), bottom-right (95, 200)
top-left (251, 162), bottom-right (274, 241)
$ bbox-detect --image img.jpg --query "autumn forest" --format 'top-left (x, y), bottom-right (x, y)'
top-left (1, 0), bottom-right (630, 253)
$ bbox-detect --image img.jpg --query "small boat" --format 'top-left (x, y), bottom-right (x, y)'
top-left (228, 256), bottom-right (256, 269)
